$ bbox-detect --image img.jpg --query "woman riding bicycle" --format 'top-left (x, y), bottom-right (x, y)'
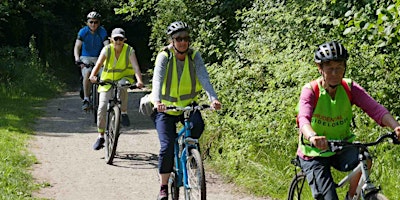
top-left (89, 28), bottom-right (144, 150)
top-left (296, 41), bottom-right (400, 200)
top-left (150, 21), bottom-right (221, 200)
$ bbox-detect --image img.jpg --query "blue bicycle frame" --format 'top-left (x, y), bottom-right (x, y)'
top-left (173, 116), bottom-right (200, 189)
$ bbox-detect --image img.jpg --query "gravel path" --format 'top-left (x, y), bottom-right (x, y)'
top-left (30, 90), bottom-right (272, 200)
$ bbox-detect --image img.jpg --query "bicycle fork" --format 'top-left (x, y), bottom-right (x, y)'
top-left (174, 137), bottom-right (199, 189)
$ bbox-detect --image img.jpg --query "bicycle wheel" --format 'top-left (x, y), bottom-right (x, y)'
top-left (169, 170), bottom-right (180, 200)
top-left (365, 192), bottom-right (389, 200)
top-left (287, 172), bottom-right (313, 200)
top-left (185, 148), bottom-right (206, 200)
top-left (91, 84), bottom-right (99, 124)
top-left (105, 105), bottom-right (121, 165)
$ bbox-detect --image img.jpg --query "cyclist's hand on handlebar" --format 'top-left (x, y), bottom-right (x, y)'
top-left (310, 136), bottom-right (328, 150)
top-left (155, 102), bottom-right (166, 112)
top-left (136, 81), bottom-right (144, 89)
top-left (89, 75), bottom-right (98, 83)
top-left (394, 126), bottom-right (400, 141)
top-left (211, 100), bottom-right (221, 110)
top-left (75, 60), bottom-right (84, 68)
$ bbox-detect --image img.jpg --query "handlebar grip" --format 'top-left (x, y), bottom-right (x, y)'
top-left (391, 132), bottom-right (400, 144)
top-left (129, 85), bottom-right (138, 89)
top-left (201, 104), bottom-right (211, 109)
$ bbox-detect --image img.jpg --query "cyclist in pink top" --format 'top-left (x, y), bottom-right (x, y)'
top-left (296, 41), bottom-right (400, 200)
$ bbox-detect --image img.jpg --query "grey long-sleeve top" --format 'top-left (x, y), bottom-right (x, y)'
top-left (151, 50), bottom-right (218, 103)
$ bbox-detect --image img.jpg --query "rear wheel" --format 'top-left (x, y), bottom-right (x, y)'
top-left (185, 148), bottom-right (206, 200)
top-left (105, 106), bottom-right (120, 165)
top-left (365, 192), bottom-right (389, 200)
top-left (287, 172), bottom-right (313, 200)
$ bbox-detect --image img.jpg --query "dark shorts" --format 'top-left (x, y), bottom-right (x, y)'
top-left (299, 146), bottom-right (365, 200)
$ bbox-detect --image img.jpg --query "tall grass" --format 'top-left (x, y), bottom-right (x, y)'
top-left (0, 40), bottom-right (63, 199)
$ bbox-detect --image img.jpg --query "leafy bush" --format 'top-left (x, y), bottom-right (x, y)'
top-left (116, 0), bottom-right (400, 199)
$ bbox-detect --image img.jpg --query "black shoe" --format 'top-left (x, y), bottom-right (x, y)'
top-left (82, 100), bottom-right (90, 111)
top-left (121, 114), bottom-right (130, 126)
top-left (93, 137), bottom-right (105, 150)
top-left (157, 185), bottom-right (168, 200)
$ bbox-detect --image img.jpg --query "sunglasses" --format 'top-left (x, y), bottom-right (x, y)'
top-left (113, 37), bottom-right (124, 41)
top-left (89, 21), bottom-right (99, 24)
top-left (174, 37), bottom-right (190, 42)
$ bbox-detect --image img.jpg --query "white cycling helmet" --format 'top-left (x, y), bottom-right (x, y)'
top-left (87, 11), bottom-right (101, 20)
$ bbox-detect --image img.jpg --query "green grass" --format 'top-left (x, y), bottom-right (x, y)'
top-left (0, 45), bottom-right (63, 199)
top-left (0, 94), bottom-right (47, 199)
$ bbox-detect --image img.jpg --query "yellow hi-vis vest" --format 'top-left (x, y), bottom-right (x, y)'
top-left (161, 49), bottom-right (202, 115)
top-left (98, 43), bottom-right (135, 92)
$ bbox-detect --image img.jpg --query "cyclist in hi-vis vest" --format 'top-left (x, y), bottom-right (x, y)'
top-left (296, 41), bottom-right (400, 200)
top-left (74, 11), bottom-right (109, 111)
top-left (151, 21), bottom-right (221, 200)
top-left (89, 28), bottom-right (144, 150)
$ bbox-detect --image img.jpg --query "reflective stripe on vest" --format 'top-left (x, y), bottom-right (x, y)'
top-left (161, 49), bottom-right (202, 115)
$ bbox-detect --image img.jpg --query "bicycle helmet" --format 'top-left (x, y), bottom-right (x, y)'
top-left (314, 41), bottom-right (349, 63)
top-left (87, 11), bottom-right (101, 20)
top-left (166, 21), bottom-right (189, 36)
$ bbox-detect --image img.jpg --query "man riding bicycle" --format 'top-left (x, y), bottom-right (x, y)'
top-left (74, 11), bottom-right (109, 111)
top-left (150, 21), bottom-right (222, 200)
top-left (296, 41), bottom-right (400, 200)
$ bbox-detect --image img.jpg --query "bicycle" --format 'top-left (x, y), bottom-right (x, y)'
top-left (287, 131), bottom-right (400, 200)
top-left (98, 80), bottom-right (137, 165)
top-left (167, 104), bottom-right (211, 200)
top-left (76, 61), bottom-right (99, 123)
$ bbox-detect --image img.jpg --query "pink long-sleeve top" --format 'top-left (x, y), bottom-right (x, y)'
top-left (297, 81), bottom-right (389, 159)
top-left (297, 81), bottom-right (389, 131)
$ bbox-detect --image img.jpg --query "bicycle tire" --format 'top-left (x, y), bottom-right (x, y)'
top-left (287, 172), bottom-right (313, 200)
top-left (169, 170), bottom-right (180, 200)
top-left (105, 105), bottom-right (121, 165)
top-left (365, 192), bottom-right (389, 200)
top-left (91, 84), bottom-right (99, 124)
top-left (185, 148), bottom-right (206, 200)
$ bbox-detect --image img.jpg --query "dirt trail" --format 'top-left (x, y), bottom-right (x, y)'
top-left (30, 90), bottom-right (272, 200)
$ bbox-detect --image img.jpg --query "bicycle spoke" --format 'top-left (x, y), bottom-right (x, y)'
top-left (185, 149), bottom-right (205, 200)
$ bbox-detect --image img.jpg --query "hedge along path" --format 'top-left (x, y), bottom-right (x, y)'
top-left (30, 90), bottom-right (271, 200)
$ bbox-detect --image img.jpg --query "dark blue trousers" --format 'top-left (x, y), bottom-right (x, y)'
top-left (152, 110), bottom-right (205, 173)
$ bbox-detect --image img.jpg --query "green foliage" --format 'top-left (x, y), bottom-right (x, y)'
top-left (201, 0), bottom-right (400, 199)
top-left (115, 0), bottom-right (400, 199)
top-left (0, 43), bottom-right (63, 198)
top-left (0, 37), bottom-right (62, 98)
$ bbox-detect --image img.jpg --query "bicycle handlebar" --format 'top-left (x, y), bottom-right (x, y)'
top-left (165, 104), bottom-right (211, 111)
top-left (76, 61), bottom-right (95, 68)
top-left (98, 80), bottom-right (139, 90)
top-left (327, 131), bottom-right (400, 153)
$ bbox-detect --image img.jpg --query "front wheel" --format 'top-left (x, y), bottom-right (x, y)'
top-left (169, 170), bottom-right (180, 200)
top-left (91, 84), bottom-right (99, 124)
top-left (185, 148), bottom-right (206, 200)
top-left (287, 172), bottom-right (313, 200)
top-left (365, 192), bottom-right (389, 200)
top-left (105, 105), bottom-right (121, 165)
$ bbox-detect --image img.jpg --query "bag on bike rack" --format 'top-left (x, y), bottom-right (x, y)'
top-left (139, 94), bottom-right (154, 116)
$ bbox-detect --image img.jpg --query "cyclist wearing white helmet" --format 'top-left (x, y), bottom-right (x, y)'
top-left (296, 41), bottom-right (400, 200)
top-left (74, 11), bottom-right (109, 111)
top-left (151, 21), bottom-right (222, 200)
